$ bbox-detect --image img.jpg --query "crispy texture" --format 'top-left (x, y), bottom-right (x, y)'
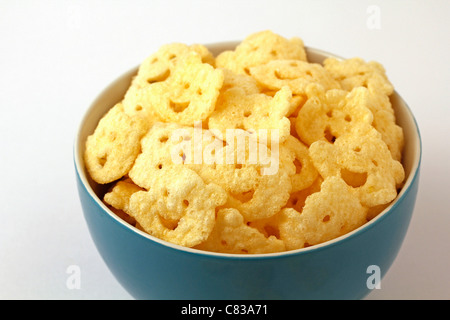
top-left (216, 30), bottom-right (307, 75)
top-left (208, 86), bottom-right (292, 143)
top-left (132, 43), bottom-right (215, 88)
top-left (84, 102), bottom-right (147, 184)
top-left (250, 59), bottom-right (340, 94)
top-left (148, 51), bottom-right (224, 125)
top-left (195, 208), bottom-right (286, 254)
top-left (323, 57), bottom-right (394, 95)
top-left (297, 176), bottom-right (368, 246)
top-left (128, 167), bottom-right (227, 247)
top-left (295, 84), bottom-right (374, 146)
top-left (191, 131), bottom-right (295, 221)
top-left (84, 30), bottom-right (406, 254)
top-left (128, 122), bottom-right (186, 190)
top-left (309, 124), bottom-right (405, 207)
top-left (366, 88), bottom-right (404, 161)
top-left (220, 68), bottom-right (262, 94)
top-left (282, 135), bottom-right (318, 192)
top-left (104, 179), bottom-right (143, 213)
top-left (122, 84), bottom-right (162, 132)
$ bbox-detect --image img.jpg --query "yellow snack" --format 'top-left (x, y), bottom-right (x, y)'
top-left (292, 176), bottom-right (368, 247)
top-left (104, 178), bottom-right (144, 214)
top-left (216, 30), bottom-right (307, 75)
top-left (128, 122), bottom-right (185, 190)
top-left (366, 88), bottom-right (404, 161)
top-left (191, 132), bottom-right (295, 222)
top-left (284, 175), bottom-right (323, 212)
top-left (220, 68), bottom-right (262, 95)
top-left (83, 30), bottom-right (406, 254)
top-left (295, 84), bottom-right (374, 146)
top-left (195, 208), bottom-right (286, 254)
top-left (84, 102), bottom-right (147, 184)
top-left (323, 57), bottom-right (394, 95)
top-left (250, 59), bottom-right (340, 95)
top-left (208, 86), bottom-right (292, 143)
top-left (132, 43), bottom-right (215, 88)
top-left (309, 124), bottom-right (405, 207)
top-left (148, 51), bottom-right (224, 125)
top-left (282, 135), bottom-right (318, 193)
top-left (122, 84), bottom-right (162, 132)
top-left (128, 167), bottom-right (227, 247)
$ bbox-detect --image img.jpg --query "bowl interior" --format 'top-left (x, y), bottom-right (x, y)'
top-left (74, 43), bottom-right (421, 257)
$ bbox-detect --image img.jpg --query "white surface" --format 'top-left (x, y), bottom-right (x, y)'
top-left (1, 0), bottom-right (449, 300)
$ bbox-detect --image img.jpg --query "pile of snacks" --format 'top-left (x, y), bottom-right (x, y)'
top-left (84, 30), bottom-right (405, 254)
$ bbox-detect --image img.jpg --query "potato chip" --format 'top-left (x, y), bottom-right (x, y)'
top-left (323, 57), bottom-right (394, 95)
top-left (189, 131), bottom-right (295, 222)
top-left (261, 89), bottom-right (306, 118)
top-left (216, 30), bottom-right (307, 75)
top-left (132, 43), bottom-right (215, 88)
top-left (220, 68), bottom-right (261, 95)
top-left (287, 94), bottom-right (307, 117)
top-left (309, 124), bottom-right (405, 207)
top-left (127, 167), bottom-right (227, 247)
top-left (195, 208), bottom-right (285, 254)
top-left (84, 102), bottom-right (147, 184)
top-left (284, 176), bottom-right (323, 213)
top-left (247, 206), bottom-right (305, 251)
top-left (366, 87), bottom-right (404, 161)
top-left (122, 84), bottom-right (162, 132)
top-left (224, 167), bottom-right (293, 222)
top-left (282, 135), bottom-right (318, 192)
top-left (84, 30), bottom-right (406, 254)
top-left (154, 166), bottom-right (228, 222)
top-left (296, 176), bottom-right (368, 246)
top-left (295, 84), bottom-right (373, 146)
top-left (273, 208), bottom-right (305, 250)
top-left (128, 122), bottom-right (187, 190)
top-left (103, 178), bottom-right (143, 226)
top-left (371, 108), bottom-right (404, 162)
top-left (208, 86), bottom-right (292, 143)
top-left (250, 59), bottom-right (340, 95)
top-left (148, 51), bottom-right (224, 125)
top-left (129, 121), bottom-right (292, 222)
top-left (104, 178), bottom-right (144, 214)
top-left (189, 135), bottom-right (271, 194)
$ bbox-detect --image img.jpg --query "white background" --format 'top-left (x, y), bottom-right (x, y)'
top-left (1, 0), bottom-right (449, 300)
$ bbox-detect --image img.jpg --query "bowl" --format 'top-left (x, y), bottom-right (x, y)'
top-left (74, 42), bottom-right (421, 300)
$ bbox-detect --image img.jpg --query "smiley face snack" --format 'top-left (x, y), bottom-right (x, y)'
top-left (84, 31), bottom-right (406, 253)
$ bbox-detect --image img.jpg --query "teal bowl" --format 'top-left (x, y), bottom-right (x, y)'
top-left (74, 43), bottom-right (421, 300)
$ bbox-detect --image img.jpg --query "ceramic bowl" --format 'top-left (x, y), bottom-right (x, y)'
top-left (74, 43), bottom-right (421, 300)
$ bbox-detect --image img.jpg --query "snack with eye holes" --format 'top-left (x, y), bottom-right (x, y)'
top-left (132, 43), bottom-right (215, 88)
top-left (250, 59), bottom-right (341, 95)
top-left (84, 30), bottom-right (406, 254)
top-left (147, 51), bottom-right (224, 126)
top-left (295, 84), bottom-right (374, 146)
top-left (128, 166), bottom-right (227, 247)
top-left (308, 123), bottom-right (405, 207)
top-left (195, 208), bottom-right (286, 254)
top-left (84, 102), bottom-right (147, 184)
top-left (323, 57), bottom-right (394, 95)
top-left (208, 86), bottom-right (292, 144)
top-left (216, 30), bottom-right (307, 75)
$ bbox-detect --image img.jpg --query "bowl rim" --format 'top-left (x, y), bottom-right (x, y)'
top-left (74, 44), bottom-right (422, 260)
